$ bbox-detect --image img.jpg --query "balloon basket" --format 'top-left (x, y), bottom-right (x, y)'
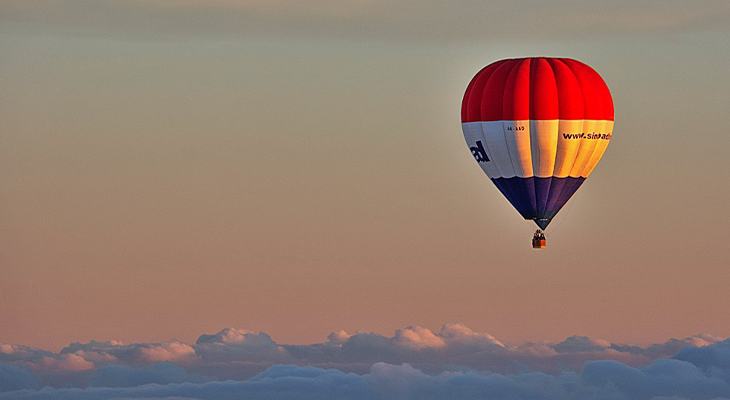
top-left (532, 230), bottom-right (547, 249)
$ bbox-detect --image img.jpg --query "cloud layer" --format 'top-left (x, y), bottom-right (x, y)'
top-left (1, 323), bottom-right (729, 399)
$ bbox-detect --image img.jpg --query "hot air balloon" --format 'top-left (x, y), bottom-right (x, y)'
top-left (461, 57), bottom-right (613, 248)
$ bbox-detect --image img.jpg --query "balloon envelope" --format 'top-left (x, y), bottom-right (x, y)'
top-left (461, 57), bottom-right (614, 229)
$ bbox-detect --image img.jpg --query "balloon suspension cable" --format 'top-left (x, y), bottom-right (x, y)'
top-left (544, 195), bottom-right (577, 238)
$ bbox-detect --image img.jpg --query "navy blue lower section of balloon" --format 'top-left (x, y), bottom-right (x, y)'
top-left (491, 177), bottom-right (585, 229)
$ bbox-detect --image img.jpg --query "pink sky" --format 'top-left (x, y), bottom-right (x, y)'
top-left (1, 0), bottom-right (730, 351)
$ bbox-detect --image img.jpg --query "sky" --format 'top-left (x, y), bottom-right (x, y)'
top-left (1, 0), bottom-right (730, 364)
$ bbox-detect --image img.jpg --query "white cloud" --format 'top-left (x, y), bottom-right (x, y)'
top-left (5, 352), bottom-right (730, 400)
top-left (32, 354), bottom-right (95, 372)
top-left (439, 322), bottom-right (505, 349)
top-left (1, 323), bottom-right (728, 399)
top-left (551, 335), bottom-right (612, 353)
top-left (60, 340), bottom-right (198, 367)
top-left (195, 328), bottom-right (287, 363)
top-left (327, 330), bottom-right (351, 345)
top-left (133, 342), bottom-right (197, 364)
top-left (394, 325), bottom-right (445, 349)
top-left (196, 328), bottom-right (278, 347)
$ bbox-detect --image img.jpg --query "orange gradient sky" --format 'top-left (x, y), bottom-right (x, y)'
top-left (1, 0), bottom-right (730, 351)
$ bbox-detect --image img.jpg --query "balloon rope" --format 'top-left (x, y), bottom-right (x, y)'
top-left (545, 197), bottom-right (576, 238)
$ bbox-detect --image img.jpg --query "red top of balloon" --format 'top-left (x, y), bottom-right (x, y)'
top-left (461, 58), bottom-right (613, 123)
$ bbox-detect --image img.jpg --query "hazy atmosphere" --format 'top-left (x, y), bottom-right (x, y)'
top-left (2, 1), bottom-right (730, 398)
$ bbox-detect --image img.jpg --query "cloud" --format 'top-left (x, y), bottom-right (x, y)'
top-left (327, 330), bottom-right (350, 345)
top-left (439, 322), bottom-right (506, 349)
top-left (32, 354), bottom-right (95, 372)
top-left (132, 342), bottom-right (197, 364)
top-left (57, 340), bottom-right (197, 367)
top-left (5, 354), bottom-right (730, 400)
top-left (195, 328), bottom-right (287, 363)
top-left (1, 323), bottom-right (729, 399)
top-left (0, 345), bottom-right (53, 364)
top-left (551, 336), bottom-right (612, 353)
top-left (1, 0), bottom-right (729, 43)
top-left (0, 364), bottom-right (41, 392)
top-left (394, 325), bottom-right (446, 349)
top-left (673, 339), bottom-right (730, 371)
top-left (88, 362), bottom-right (209, 388)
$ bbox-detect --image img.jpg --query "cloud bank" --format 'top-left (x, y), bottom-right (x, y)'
top-left (1, 323), bottom-right (729, 399)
